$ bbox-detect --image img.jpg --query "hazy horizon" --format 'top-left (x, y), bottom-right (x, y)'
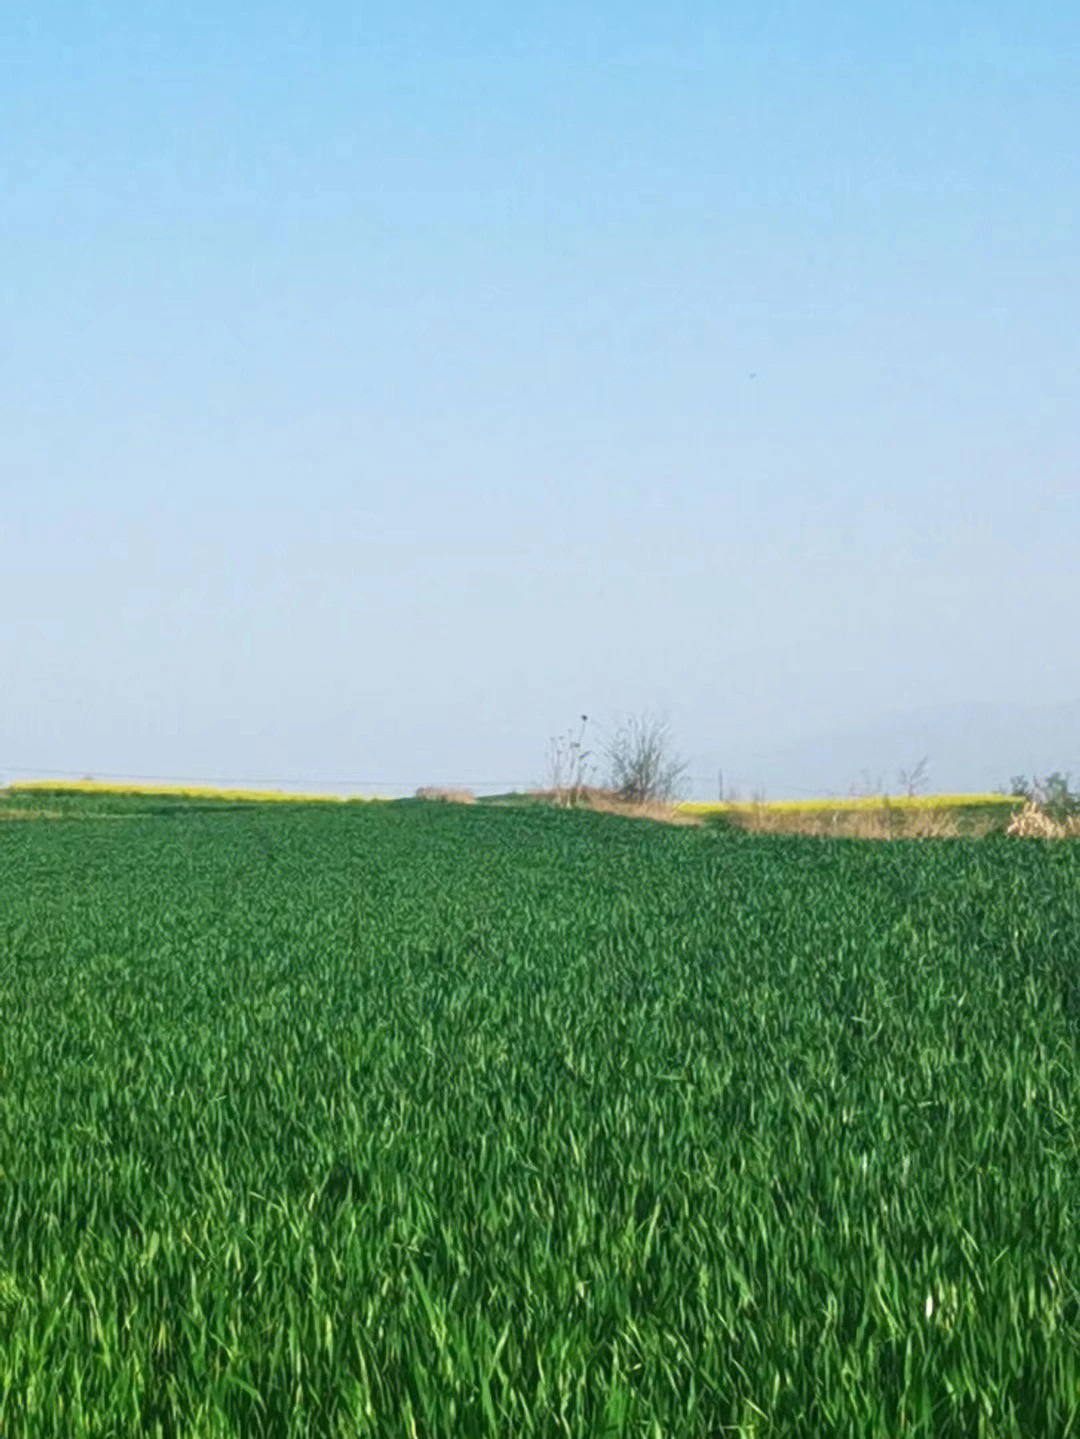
top-left (4, 2), bottom-right (1078, 800)
top-left (6, 695), bottom-right (1080, 803)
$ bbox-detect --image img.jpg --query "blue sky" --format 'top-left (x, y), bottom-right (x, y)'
top-left (3, 1), bottom-right (1078, 796)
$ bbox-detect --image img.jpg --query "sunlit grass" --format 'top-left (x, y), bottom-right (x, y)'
top-left (2, 801), bottom-right (1078, 1433)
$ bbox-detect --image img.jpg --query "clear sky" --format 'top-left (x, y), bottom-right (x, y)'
top-left (3, 1), bottom-right (1078, 797)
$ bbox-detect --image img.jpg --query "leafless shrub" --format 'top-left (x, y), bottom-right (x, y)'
top-left (1009, 773), bottom-right (1080, 829)
top-left (898, 757), bottom-right (930, 798)
top-left (414, 787), bottom-right (477, 804)
top-left (605, 714), bottom-right (688, 805)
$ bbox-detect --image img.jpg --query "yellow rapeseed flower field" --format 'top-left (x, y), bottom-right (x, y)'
top-left (7, 779), bottom-right (386, 804)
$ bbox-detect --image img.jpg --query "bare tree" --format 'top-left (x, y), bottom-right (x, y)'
top-left (605, 713), bottom-right (688, 804)
top-left (897, 756), bottom-right (930, 798)
top-left (546, 715), bottom-right (596, 806)
top-left (849, 768), bottom-right (884, 799)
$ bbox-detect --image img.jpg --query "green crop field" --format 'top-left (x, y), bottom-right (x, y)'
top-left (2, 797), bottom-right (1080, 1436)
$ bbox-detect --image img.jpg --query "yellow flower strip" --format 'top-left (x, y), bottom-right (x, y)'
top-left (679, 793), bottom-right (1018, 816)
top-left (6, 779), bottom-right (385, 804)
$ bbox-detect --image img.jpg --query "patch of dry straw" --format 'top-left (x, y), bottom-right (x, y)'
top-left (1006, 801), bottom-right (1080, 839)
top-left (535, 786), bottom-right (703, 827)
top-left (414, 787), bottom-right (477, 805)
top-left (726, 803), bottom-right (969, 840)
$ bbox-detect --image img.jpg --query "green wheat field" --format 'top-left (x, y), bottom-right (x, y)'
top-left (2, 791), bottom-right (1079, 1436)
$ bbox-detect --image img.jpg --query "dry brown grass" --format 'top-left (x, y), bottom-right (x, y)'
top-left (414, 787), bottom-right (477, 805)
top-left (724, 803), bottom-right (978, 840)
top-left (902, 807), bottom-right (964, 839)
top-left (534, 786), bottom-right (704, 827)
top-left (1006, 801), bottom-right (1080, 839)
